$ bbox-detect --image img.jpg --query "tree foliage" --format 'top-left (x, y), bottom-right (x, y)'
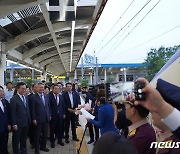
top-left (144, 45), bottom-right (180, 81)
top-left (107, 76), bottom-right (115, 83)
top-left (81, 78), bottom-right (89, 87)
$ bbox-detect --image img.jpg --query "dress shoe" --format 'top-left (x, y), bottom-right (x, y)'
top-left (77, 123), bottom-right (81, 126)
top-left (51, 143), bottom-right (55, 148)
top-left (58, 141), bottom-right (65, 146)
top-left (40, 147), bottom-right (49, 152)
top-left (65, 139), bottom-right (69, 143)
top-left (73, 138), bottom-right (79, 141)
top-left (87, 140), bottom-right (94, 144)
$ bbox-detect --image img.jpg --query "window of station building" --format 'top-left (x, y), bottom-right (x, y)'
top-left (126, 75), bottom-right (133, 81)
top-left (119, 75), bottom-right (124, 81)
top-left (119, 75), bottom-right (133, 81)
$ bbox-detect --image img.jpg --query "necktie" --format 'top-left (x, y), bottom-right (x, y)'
top-left (41, 94), bottom-right (45, 106)
top-left (55, 94), bottom-right (59, 105)
top-left (22, 95), bottom-right (26, 107)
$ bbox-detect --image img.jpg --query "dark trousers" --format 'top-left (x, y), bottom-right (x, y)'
top-left (12, 126), bottom-right (28, 154)
top-left (34, 122), bottom-right (48, 153)
top-left (62, 119), bottom-right (65, 138)
top-left (28, 124), bottom-right (35, 146)
top-left (65, 113), bottom-right (77, 139)
top-left (50, 115), bottom-right (63, 143)
top-left (0, 129), bottom-right (9, 154)
top-left (88, 123), bottom-right (99, 141)
top-left (75, 115), bottom-right (80, 125)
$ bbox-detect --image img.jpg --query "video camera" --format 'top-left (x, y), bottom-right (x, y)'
top-left (134, 81), bottom-right (146, 101)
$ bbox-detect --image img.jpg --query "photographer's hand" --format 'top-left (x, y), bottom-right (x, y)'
top-left (86, 118), bottom-right (91, 122)
top-left (134, 78), bottom-right (174, 118)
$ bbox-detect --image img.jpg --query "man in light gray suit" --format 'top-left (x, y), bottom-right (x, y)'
top-left (10, 82), bottom-right (31, 154)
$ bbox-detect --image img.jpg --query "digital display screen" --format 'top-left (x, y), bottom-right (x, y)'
top-left (109, 82), bottom-right (134, 102)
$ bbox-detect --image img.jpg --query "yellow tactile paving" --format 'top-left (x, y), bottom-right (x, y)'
top-left (75, 127), bottom-right (88, 154)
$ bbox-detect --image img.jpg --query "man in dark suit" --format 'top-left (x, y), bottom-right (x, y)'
top-left (63, 82), bottom-right (80, 143)
top-left (31, 82), bottom-right (51, 154)
top-left (28, 83), bottom-right (38, 149)
top-left (49, 84), bottom-right (66, 148)
top-left (10, 82), bottom-right (31, 154)
top-left (0, 86), bottom-right (11, 154)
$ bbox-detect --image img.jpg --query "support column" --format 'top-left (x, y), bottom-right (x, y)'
top-left (124, 68), bottom-right (127, 82)
top-left (74, 69), bottom-right (77, 80)
top-left (81, 57), bottom-right (84, 79)
top-left (32, 69), bottom-right (34, 80)
top-left (66, 72), bottom-right (70, 82)
top-left (41, 66), bottom-right (47, 81)
top-left (10, 65), bottom-right (14, 82)
top-left (116, 73), bottom-right (119, 82)
top-left (104, 68), bottom-right (107, 83)
top-left (90, 73), bottom-right (93, 85)
top-left (93, 69), bottom-right (96, 85)
top-left (41, 70), bottom-right (47, 81)
top-left (95, 57), bottom-right (98, 85)
top-left (0, 42), bottom-right (6, 87)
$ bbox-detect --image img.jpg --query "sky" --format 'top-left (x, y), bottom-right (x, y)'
top-left (82, 0), bottom-right (180, 64)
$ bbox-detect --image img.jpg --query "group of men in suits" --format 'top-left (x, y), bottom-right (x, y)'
top-left (0, 81), bottom-right (81, 154)
top-left (0, 86), bottom-right (11, 154)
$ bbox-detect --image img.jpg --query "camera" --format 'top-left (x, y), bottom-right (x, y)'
top-left (134, 81), bottom-right (146, 101)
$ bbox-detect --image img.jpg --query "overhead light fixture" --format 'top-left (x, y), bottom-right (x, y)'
top-left (70, 20), bottom-right (75, 72)
top-left (35, 69), bottom-right (42, 73)
top-left (70, 0), bottom-right (77, 72)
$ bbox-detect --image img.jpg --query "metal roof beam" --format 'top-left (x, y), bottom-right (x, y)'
top-left (0, 0), bottom-right (47, 19)
top-left (7, 49), bottom-right (41, 69)
top-left (39, 57), bottom-right (61, 67)
top-left (5, 20), bottom-right (91, 51)
top-left (40, 4), bottom-right (67, 71)
top-left (33, 48), bottom-right (81, 64)
top-left (23, 38), bottom-right (83, 59)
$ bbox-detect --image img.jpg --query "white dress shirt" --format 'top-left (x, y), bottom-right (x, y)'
top-left (0, 99), bottom-right (4, 112)
top-left (17, 93), bottom-right (26, 107)
top-left (68, 92), bottom-right (73, 108)
top-left (5, 89), bottom-right (14, 102)
top-left (38, 93), bottom-right (45, 106)
top-left (161, 108), bottom-right (180, 131)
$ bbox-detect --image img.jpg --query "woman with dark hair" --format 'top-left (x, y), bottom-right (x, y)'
top-left (93, 132), bottom-right (137, 154)
top-left (44, 85), bottom-right (50, 94)
top-left (86, 89), bottom-right (118, 135)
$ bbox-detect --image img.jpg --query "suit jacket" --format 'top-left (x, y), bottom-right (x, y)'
top-left (0, 98), bottom-right (10, 133)
top-left (173, 126), bottom-right (180, 139)
top-left (49, 93), bottom-right (66, 119)
top-left (28, 93), bottom-right (34, 119)
top-left (31, 93), bottom-right (51, 123)
top-left (63, 91), bottom-right (80, 116)
top-left (10, 94), bottom-right (31, 127)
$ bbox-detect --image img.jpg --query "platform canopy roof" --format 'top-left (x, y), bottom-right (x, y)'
top-left (0, 0), bottom-right (107, 75)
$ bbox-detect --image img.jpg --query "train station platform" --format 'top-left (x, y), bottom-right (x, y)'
top-left (7, 114), bottom-right (94, 154)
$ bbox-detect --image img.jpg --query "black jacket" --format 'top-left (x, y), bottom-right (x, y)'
top-left (0, 98), bottom-right (10, 133)
top-left (49, 93), bottom-right (66, 119)
top-left (63, 91), bottom-right (80, 116)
